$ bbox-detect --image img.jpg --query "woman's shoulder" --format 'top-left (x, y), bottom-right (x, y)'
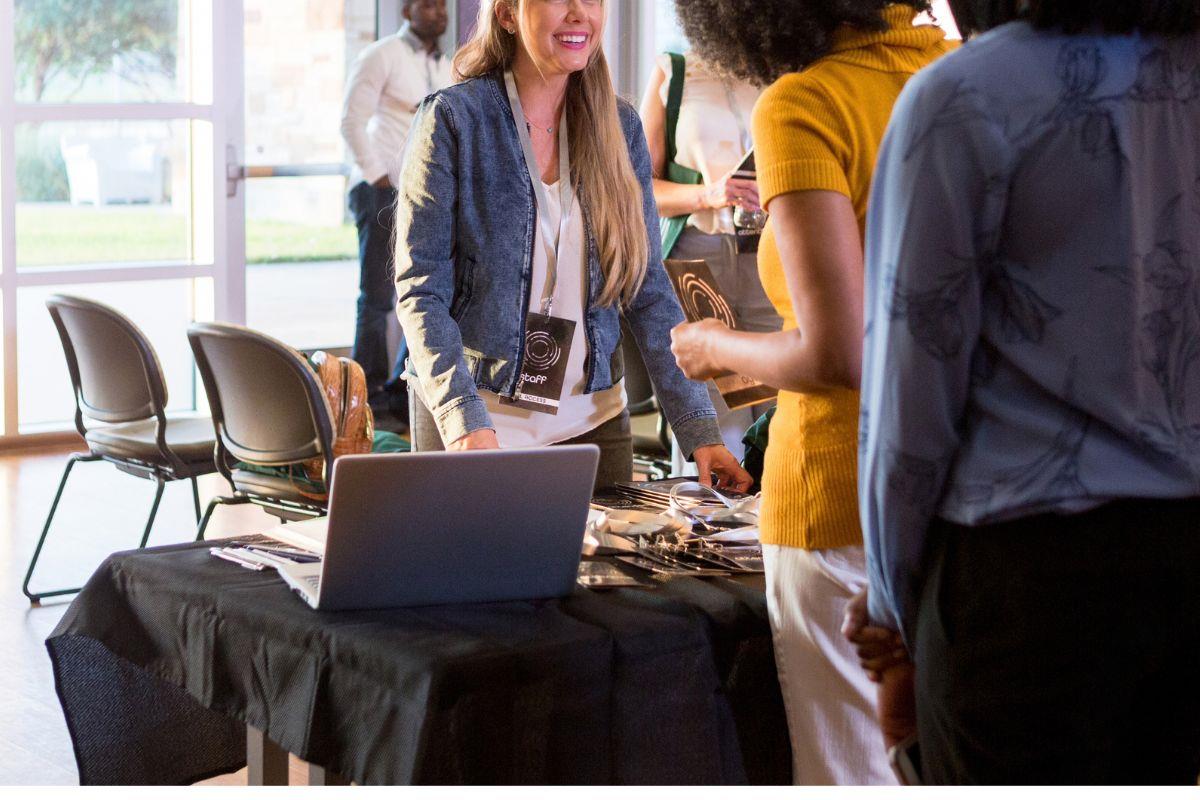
top-left (888, 21), bottom-right (1063, 128)
top-left (615, 95), bottom-right (645, 139)
top-left (420, 72), bottom-right (508, 119)
top-left (751, 70), bottom-right (834, 133)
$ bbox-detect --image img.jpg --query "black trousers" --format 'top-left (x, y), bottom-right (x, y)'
top-left (915, 498), bottom-right (1200, 785)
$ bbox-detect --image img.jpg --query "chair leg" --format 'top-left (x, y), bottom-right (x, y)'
top-left (135, 475), bottom-right (167, 550)
top-left (190, 476), bottom-right (202, 523)
top-left (23, 453), bottom-right (101, 604)
top-left (195, 495), bottom-right (250, 542)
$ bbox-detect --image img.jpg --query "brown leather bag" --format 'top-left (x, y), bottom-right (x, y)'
top-left (300, 351), bottom-right (374, 498)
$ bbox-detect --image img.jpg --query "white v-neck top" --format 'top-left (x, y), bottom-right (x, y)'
top-left (482, 181), bottom-right (627, 447)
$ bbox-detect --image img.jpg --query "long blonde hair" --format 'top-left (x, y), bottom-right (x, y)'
top-left (454, 0), bottom-right (648, 307)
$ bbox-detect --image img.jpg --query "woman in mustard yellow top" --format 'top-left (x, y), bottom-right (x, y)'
top-left (670, 0), bottom-right (952, 785)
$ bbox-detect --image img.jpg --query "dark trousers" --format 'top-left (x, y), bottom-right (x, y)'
top-left (559, 410), bottom-right (634, 492)
top-left (349, 181), bottom-right (403, 406)
top-left (409, 385), bottom-right (633, 493)
top-left (915, 498), bottom-right (1200, 785)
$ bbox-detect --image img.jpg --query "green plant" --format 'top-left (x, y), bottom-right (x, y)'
top-left (14, 128), bottom-right (69, 202)
top-left (15, 0), bottom-right (177, 102)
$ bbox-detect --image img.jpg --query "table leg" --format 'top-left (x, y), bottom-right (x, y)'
top-left (247, 724), bottom-right (289, 785)
top-left (308, 763), bottom-right (352, 786)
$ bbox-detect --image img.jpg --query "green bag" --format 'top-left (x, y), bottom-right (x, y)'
top-left (660, 52), bottom-right (703, 259)
top-left (740, 406), bottom-right (776, 493)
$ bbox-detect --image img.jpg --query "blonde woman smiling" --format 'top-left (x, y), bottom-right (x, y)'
top-left (394, 0), bottom-right (750, 492)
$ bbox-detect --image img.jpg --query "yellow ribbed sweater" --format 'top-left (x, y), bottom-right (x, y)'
top-left (753, 5), bottom-right (953, 550)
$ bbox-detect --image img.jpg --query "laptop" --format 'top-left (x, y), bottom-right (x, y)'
top-left (271, 445), bottom-right (599, 611)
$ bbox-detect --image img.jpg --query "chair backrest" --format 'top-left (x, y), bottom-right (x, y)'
top-left (46, 294), bottom-right (169, 431)
top-left (187, 322), bottom-right (335, 472)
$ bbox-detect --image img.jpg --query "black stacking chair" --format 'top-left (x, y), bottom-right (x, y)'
top-left (24, 295), bottom-right (218, 604)
top-left (188, 322), bottom-right (335, 540)
top-left (621, 319), bottom-right (672, 480)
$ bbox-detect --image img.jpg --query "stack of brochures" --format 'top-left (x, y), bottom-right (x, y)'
top-left (208, 534), bottom-right (322, 572)
top-left (208, 517), bottom-right (329, 572)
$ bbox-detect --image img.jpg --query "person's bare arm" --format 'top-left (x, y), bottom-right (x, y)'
top-left (671, 190), bottom-right (863, 392)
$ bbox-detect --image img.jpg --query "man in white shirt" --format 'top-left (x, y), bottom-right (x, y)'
top-left (340, 0), bottom-right (452, 423)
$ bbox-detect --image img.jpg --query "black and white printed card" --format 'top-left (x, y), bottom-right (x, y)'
top-left (500, 312), bottom-right (576, 415)
top-left (664, 258), bottom-right (778, 410)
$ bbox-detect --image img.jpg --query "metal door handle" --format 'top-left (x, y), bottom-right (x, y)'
top-left (225, 145), bottom-right (348, 197)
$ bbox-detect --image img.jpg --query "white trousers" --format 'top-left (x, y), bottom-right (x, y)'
top-left (762, 544), bottom-right (896, 785)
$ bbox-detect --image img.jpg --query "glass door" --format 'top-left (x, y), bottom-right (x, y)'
top-left (0, 0), bottom-right (461, 445)
top-left (0, 0), bottom-right (241, 443)
top-left (231, 0), bottom-right (379, 355)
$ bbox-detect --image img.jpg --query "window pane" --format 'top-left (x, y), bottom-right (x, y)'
top-left (18, 279), bottom-right (210, 431)
top-left (241, 1), bottom-right (375, 353)
top-left (14, 0), bottom-right (187, 104)
top-left (244, 175), bottom-right (357, 351)
top-left (0, 299), bottom-right (5, 428)
top-left (245, 176), bottom-right (355, 264)
top-left (244, 0), bottom-right (376, 166)
top-left (16, 120), bottom-right (192, 268)
top-left (246, 258), bottom-right (359, 352)
top-left (654, 4), bottom-right (688, 56)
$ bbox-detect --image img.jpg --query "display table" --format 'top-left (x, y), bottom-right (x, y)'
top-left (47, 541), bottom-right (790, 785)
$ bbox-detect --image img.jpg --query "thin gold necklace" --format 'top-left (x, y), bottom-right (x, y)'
top-left (524, 116), bottom-right (554, 135)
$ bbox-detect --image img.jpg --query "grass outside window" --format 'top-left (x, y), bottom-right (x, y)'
top-left (16, 204), bottom-right (356, 267)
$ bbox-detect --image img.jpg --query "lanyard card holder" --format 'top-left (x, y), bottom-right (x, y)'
top-left (501, 313), bottom-right (576, 414)
top-left (502, 70), bottom-right (578, 416)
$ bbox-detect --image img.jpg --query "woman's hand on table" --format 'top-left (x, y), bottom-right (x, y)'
top-left (670, 318), bottom-right (730, 381)
top-left (693, 445), bottom-right (753, 492)
top-left (447, 429), bottom-right (500, 451)
top-left (703, 171), bottom-right (761, 212)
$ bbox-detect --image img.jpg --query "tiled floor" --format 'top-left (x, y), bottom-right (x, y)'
top-left (0, 444), bottom-right (286, 785)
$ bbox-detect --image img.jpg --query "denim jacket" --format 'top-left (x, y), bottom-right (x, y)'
top-left (394, 70), bottom-right (721, 455)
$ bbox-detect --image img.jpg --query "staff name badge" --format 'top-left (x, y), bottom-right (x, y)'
top-left (501, 313), bottom-right (576, 414)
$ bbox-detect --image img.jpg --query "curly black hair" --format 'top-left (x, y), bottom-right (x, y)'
top-left (948, 0), bottom-right (1200, 38)
top-left (673, 0), bottom-right (933, 86)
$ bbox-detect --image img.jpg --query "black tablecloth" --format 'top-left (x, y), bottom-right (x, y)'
top-left (47, 541), bottom-right (790, 785)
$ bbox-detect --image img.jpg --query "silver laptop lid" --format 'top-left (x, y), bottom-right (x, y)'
top-left (314, 445), bottom-right (599, 611)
